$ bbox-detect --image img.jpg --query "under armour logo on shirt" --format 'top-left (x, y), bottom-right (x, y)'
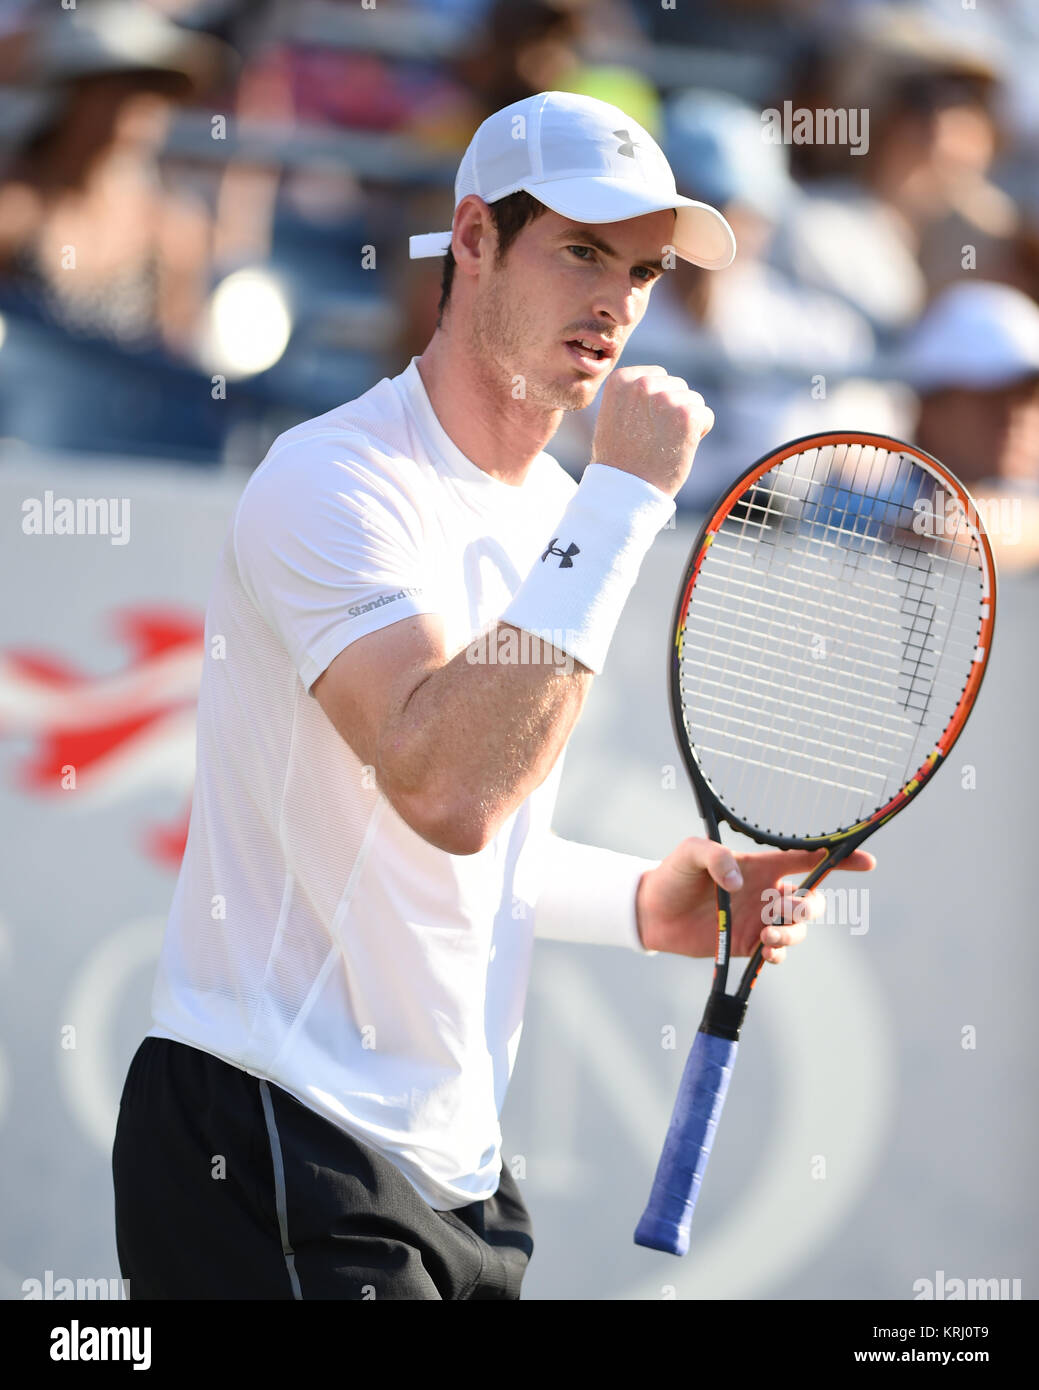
top-left (541, 539), bottom-right (580, 568)
top-left (613, 129), bottom-right (640, 159)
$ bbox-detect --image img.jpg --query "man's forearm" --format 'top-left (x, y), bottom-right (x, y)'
top-left (371, 464), bottom-right (677, 854)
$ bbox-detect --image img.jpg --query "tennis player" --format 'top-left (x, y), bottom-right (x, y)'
top-left (112, 92), bottom-right (874, 1300)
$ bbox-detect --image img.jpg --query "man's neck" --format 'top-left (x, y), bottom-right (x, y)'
top-left (416, 329), bottom-right (562, 487)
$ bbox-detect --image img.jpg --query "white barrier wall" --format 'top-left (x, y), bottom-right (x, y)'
top-left (0, 454), bottom-right (1035, 1300)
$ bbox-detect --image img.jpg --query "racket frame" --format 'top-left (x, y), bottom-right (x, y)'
top-left (670, 431), bottom-right (996, 1007)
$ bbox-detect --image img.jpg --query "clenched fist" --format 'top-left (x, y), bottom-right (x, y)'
top-left (591, 365), bottom-right (714, 499)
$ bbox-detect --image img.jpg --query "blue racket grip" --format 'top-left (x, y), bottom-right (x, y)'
top-left (634, 1030), bottom-right (738, 1256)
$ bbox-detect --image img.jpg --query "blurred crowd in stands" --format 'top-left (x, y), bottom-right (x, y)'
top-left (0, 0), bottom-right (1037, 562)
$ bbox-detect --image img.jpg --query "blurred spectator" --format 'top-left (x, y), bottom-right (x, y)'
top-left (772, 5), bottom-right (1018, 334)
top-left (445, 0), bottom-right (650, 133)
top-left (0, 0), bottom-right (230, 356)
top-left (899, 280), bottom-right (1039, 568)
top-left (0, 2), bottom-right (250, 462)
top-left (657, 89), bottom-right (873, 370)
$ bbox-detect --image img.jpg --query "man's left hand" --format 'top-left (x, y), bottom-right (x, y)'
top-left (635, 837), bottom-right (876, 962)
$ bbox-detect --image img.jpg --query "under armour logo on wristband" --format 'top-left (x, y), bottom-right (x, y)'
top-left (541, 539), bottom-right (580, 568)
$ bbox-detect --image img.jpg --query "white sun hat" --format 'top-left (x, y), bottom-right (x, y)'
top-left (899, 281), bottom-right (1039, 392)
top-left (409, 90), bottom-right (737, 270)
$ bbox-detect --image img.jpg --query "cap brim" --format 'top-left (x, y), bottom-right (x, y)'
top-left (523, 175), bottom-right (736, 269)
top-left (409, 176), bottom-right (736, 269)
top-left (410, 230), bottom-right (453, 258)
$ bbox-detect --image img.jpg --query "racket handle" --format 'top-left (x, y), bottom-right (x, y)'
top-left (634, 1028), bottom-right (738, 1256)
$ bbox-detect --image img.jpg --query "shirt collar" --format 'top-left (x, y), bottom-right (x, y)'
top-left (396, 357), bottom-right (542, 506)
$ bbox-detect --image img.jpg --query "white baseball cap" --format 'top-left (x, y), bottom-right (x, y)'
top-left (899, 281), bottom-right (1039, 392)
top-left (409, 90), bottom-right (737, 270)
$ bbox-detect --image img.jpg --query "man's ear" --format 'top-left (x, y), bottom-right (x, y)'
top-left (451, 195), bottom-right (495, 280)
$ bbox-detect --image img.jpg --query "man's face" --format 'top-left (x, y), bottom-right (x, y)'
top-left (467, 205), bottom-right (676, 411)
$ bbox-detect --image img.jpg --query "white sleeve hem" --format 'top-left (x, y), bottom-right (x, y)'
top-left (299, 600), bottom-right (442, 694)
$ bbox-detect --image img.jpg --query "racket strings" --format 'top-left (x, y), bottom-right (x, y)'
top-left (686, 664), bottom-right (915, 754)
top-left (683, 589), bottom-right (957, 698)
top-left (679, 442), bottom-right (986, 837)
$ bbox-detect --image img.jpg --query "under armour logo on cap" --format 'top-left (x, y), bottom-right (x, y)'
top-left (541, 539), bottom-right (580, 568)
top-left (613, 129), bottom-right (640, 159)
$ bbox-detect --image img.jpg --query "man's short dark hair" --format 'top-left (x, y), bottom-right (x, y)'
top-left (436, 190), bottom-right (548, 326)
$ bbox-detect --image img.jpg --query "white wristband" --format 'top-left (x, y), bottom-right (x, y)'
top-left (502, 463), bottom-right (676, 674)
top-left (533, 834), bottom-right (660, 954)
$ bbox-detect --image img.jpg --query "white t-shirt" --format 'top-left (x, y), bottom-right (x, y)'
top-left (147, 357), bottom-right (655, 1209)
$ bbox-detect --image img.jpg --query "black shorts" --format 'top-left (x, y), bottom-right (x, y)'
top-left (112, 1037), bottom-right (533, 1300)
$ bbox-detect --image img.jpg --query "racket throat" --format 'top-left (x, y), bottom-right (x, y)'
top-left (700, 991), bottom-right (749, 1043)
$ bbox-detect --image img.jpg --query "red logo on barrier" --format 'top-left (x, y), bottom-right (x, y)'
top-left (0, 607), bottom-right (203, 868)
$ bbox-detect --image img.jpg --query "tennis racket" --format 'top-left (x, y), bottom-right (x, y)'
top-left (633, 431), bottom-right (996, 1256)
